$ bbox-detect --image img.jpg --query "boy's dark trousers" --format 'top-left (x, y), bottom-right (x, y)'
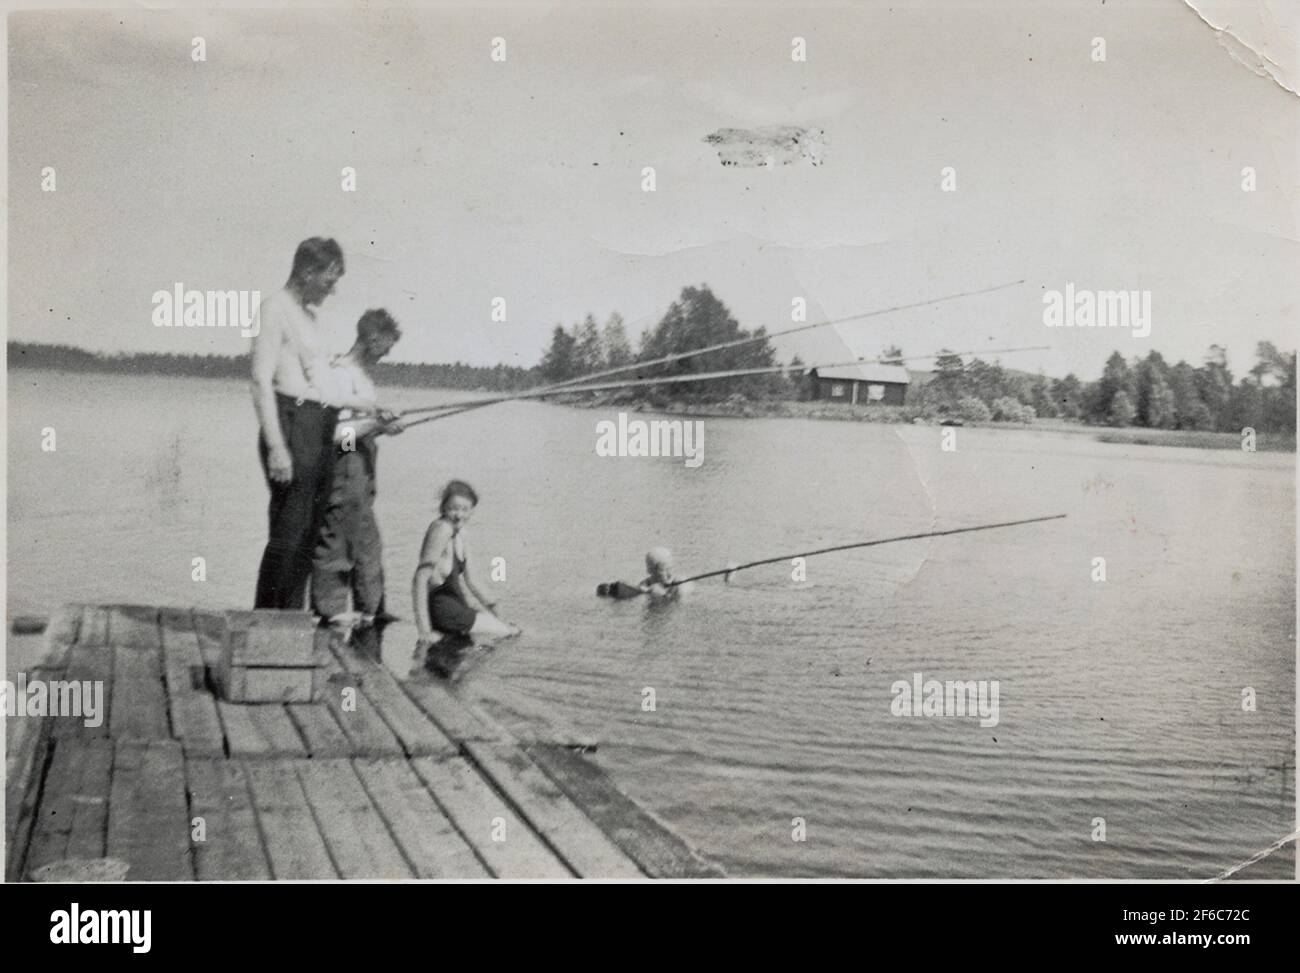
top-left (254, 394), bottom-right (339, 610)
top-left (311, 443), bottom-right (385, 619)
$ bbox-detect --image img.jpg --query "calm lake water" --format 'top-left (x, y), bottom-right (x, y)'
top-left (7, 369), bottom-right (1295, 878)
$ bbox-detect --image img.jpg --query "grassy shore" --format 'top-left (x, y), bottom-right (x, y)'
top-left (1090, 427), bottom-right (1295, 452)
top-left (563, 393), bottom-right (1297, 452)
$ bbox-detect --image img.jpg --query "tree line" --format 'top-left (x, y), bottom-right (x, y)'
top-left (917, 343), bottom-right (1296, 432)
top-left (12, 283), bottom-right (1296, 434)
top-left (540, 286), bottom-right (1295, 433)
top-left (7, 342), bottom-right (536, 392)
top-left (538, 285), bottom-right (793, 400)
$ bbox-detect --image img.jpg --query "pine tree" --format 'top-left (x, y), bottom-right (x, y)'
top-left (966, 359), bottom-right (1007, 404)
top-left (1144, 370), bottom-right (1176, 428)
top-left (1031, 373), bottom-right (1058, 418)
top-left (788, 354), bottom-right (809, 400)
top-left (636, 286), bottom-right (779, 399)
top-left (927, 351), bottom-right (967, 408)
top-left (1167, 361), bottom-right (1210, 430)
top-left (1052, 374), bottom-right (1083, 419)
top-left (1106, 388), bottom-right (1136, 427)
top-left (539, 324), bottom-right (578, 382)
top-left (575, 314), bottom-right (604, 374)
top-left (1090, 350), bottom-right (1134, 423)
top-left (602, 313), bottom-right (634, 368)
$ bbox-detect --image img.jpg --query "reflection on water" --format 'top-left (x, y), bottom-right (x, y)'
top-left (8, 370), bottom-right (1296, 877)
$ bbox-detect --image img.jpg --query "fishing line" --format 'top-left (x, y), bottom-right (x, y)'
top-left (399, 277), bottom-right (1027, 417)
top-left (539, 277), bottom-right (1027, 393)
top-left (397, 344), bottom-right (1050, 423)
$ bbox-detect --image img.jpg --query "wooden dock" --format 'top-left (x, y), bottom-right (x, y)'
top-left (5, 605), bottom-right (723, 881)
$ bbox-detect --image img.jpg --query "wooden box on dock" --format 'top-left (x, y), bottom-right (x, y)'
top-left (216, 610), bottom-right (329, 703)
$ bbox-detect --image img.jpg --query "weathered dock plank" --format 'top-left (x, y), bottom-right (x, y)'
top-left (45, 603), bottom-right (84, 654)
top-left (352, 758), bottom-right (490, 878)
top-left (186, 759), bottom-right (272, 880)
top-left (110, 646), bottom-right (170, 741)
top-left (465, 695), bottom-right (599, 751)
top-left (325, 631), bottom-right (453, 755)
top-left (243, 760), bottom-right (337, 879)
top-left (358, 666), bottom-right (459, 759)
top-left (107, 740), bottom-right (194, 880)
top-left (325, 628), bottom-right (366, 674)
top-left (463, 741), bottom-right (644, 878)
top-left (51, 644), bottom-right (113, 741)
top-left (76, 606), bottom-right (111, 647)
top-left (166, 672), bottom-right (226, 758)
top-left (309, 638), bottom-right (404, 757)
top-left (160, 609), bottom-right (226, 757)
top-left (527, 744), bottom-right (724, 878)
top-left (401, 677), bottom-right (507, 745)
top-left (5, 606), bottom-right (87, 880)
top-left (32, 603), bottom-right (81, 668)
top-left (5, 724), bottom-right (48, 882)
top-left (23, 737), bottom-right (114, 878)
top-left (66, 641), bottom-right (114, 684)
top-left (191, 609), bottom-right (227, 670)
top-left (160, 608), bottom-right (205, 662)
top-left (286, 703), bottom-right (354, 758)
top-left (218, 701), bottom-right (308, 758)
top-left (295, 759), bottom-right (413, 879)
top-left (322, 676), bottom-right (405, 757)
top-left (107, 605), bottom-right (162, 651)
top-left (410, 756), bottom-right (573, 879)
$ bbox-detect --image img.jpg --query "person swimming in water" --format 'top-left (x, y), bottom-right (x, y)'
top-left (597, 547), bottom-right (694, 601)
top-left (413, 480), bottom-right (519, 673)
top-left (640, 547), bottom-right (686, 600)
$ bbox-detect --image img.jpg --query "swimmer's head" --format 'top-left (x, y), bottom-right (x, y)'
top-left (645, 547), bottom-right (675, 583)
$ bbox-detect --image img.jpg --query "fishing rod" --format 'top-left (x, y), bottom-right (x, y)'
top-left (398, 401), bottom-right (496, 430)
top-left (395, 344), bottom-right (1050, 430)
top-left (537, 277), bottom-right (1027, 394)
top-left (596, 514), bottom-right (1068, 598)
top-left (399, 278), bottom-right (1026, 418)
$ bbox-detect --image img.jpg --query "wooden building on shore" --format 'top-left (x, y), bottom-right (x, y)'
top-left (808, 362), bottom-right (910, 406)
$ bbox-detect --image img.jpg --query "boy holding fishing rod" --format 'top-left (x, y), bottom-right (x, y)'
top-left (311, 309), bottom-right (406, 642)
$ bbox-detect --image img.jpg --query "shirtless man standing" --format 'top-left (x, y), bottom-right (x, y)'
top-left (250, 238), bottom-right (376, 609)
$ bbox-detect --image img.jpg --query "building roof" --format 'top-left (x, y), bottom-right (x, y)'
top-left (811, 362), bottom-right (910, 384)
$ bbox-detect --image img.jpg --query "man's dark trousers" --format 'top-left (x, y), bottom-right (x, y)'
top-left (254, 393), bottom-right (339, 609)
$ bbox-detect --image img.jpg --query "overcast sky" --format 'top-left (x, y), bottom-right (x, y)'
top-left (8, 0), bottom-right (1297, 379)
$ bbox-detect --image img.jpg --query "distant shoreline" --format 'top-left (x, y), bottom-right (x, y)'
top-left (556, 394), bottom-right (1298, 453)
top-left (6, 342), bottom-right (535, 394)
top-left (11, 357), bottom-right (1294, 453)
